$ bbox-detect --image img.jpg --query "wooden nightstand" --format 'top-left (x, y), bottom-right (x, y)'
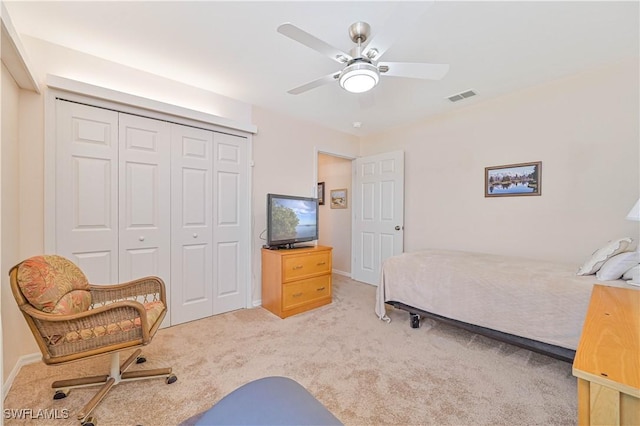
top-left (572, 284), bottom-right (640, 425)
top-left (261, 245), bottom-right (332, 318)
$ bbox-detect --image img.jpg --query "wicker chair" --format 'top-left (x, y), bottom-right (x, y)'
top-left (9, 255), bottom-right (177, 426)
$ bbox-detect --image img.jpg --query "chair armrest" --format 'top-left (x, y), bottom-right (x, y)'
top-left (89, 276), bottom-right (166, 306)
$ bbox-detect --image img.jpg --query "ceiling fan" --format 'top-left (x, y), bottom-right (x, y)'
top-left (277, 20), bottom-right (450, 95)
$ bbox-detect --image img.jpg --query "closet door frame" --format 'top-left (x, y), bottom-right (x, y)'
top-left (44, 82), bottom-right (254, 312)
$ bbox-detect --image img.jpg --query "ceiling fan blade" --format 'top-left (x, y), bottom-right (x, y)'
top-left (362, 2), bottom-right (434, 61)
top-left (287, 72), bottom-right (340, 95)
top-left (278, 23), bottom-right (352, 64)
top-left (379, 62), bottom-right (450, 80)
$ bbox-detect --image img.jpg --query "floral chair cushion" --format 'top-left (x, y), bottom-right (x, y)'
top-left (17, 255), bottom-right (92, 315)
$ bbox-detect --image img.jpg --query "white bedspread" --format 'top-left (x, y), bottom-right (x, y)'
top-left (375, 249), bottom-right (632, 350)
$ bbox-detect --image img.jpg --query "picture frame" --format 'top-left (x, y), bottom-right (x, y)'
top-left (330, 188), bottom-right (348, 209)
top-left (317, 182), bottom-right (325, 205)
top-left (485, 161), bottom-right (541, 197)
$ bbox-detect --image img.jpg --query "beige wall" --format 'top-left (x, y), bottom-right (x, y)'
top-left (17, 90), bottom-right (42, 262)
top-left (251, 107), bottom-right (359, 302)
top-left (1, 63), bottom-right (39, 383)
top-left (318, 154), bottom-right (352, 274)
top-left (362, 59), bottom-right (640, 264)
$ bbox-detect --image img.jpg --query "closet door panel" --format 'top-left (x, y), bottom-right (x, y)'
top-left (55, 99), bottom-right (252, 326)
top-left (171, 125), bottom-right (214, 324)
top-left (212, 133), bottom-right (248, 314)
top-left (118, 113), bottom-right (171, 289)
top-left (56, 100), bottom-right (118, 284)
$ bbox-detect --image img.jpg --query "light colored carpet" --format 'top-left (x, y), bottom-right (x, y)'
top-left (4, 275), bottom-right (577, 425)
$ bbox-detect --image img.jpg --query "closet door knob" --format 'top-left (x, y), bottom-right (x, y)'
top-left (139, 236), bottom-right (145, 241)
top-left (193, 233), bottom-right (198, 238)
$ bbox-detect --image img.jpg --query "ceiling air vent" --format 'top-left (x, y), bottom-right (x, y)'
top-left (447, 89), bottom-right (477, 103)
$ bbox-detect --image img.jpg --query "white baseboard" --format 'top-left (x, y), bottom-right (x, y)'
top-left (2, 352), bottom-right (41, 400)
top-left (252, 299), bottom-right (262, 308)
top-left (332, 269), bottom-right (351, 277)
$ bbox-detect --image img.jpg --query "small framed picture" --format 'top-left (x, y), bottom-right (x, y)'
top-left (485, 161), bottom-right (541, 197)
top-left (330, 188), bottom-right (348, 209)
top-left (317, 182), bottom-right (325, 205)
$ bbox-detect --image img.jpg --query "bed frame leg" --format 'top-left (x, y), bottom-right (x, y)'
top-left (410, 313), bottom-right (421, 329)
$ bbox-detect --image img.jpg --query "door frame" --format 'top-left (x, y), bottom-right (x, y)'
top-left (313, 147), bottom-right (357, 277)
top-left (44, 77), bottom-right (255, 310)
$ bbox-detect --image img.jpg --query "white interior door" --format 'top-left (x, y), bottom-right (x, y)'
top-left (212, 132), bottom-right (249, 314)
top-left (55, 100), bottom-right (119, 284)
top-left (118, 113), bottom-right (171, 291)
top-left (170, 124), bottom-right (214, 324)
top-left (352, 150), bottom-right (404, 285)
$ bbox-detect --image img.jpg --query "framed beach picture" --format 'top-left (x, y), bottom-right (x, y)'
top-left (330, 188), bottom-right (348, 209)
top-left (485, 161), bottom-right (541, 197)
top-left (317, 182), bottom-right (325, 205)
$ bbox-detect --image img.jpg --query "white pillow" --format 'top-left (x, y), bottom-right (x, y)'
top-left (595, 251), bottom-right (640, 280)
top-left (623, 265), bottom-right (640, 280)
top-left (576, 237), bottom-right (633, 276)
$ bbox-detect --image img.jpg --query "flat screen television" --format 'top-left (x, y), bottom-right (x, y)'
top-left (266, 193), bottom-right (318, 249)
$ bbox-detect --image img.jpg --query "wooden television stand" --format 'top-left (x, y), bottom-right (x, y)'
top-left (261, 245), bottom-right (332, 319)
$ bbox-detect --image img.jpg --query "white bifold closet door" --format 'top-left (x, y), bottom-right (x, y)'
top-left (118, 113), bottom-right (171, 287)
top-left (170, 127), bottom-right (249, 322)
top-left (55, 101), bottom-right (119, 283)
top-left (56, 102), bottom-right (171, 290)
top-left (55, 99), bottom-right (248, 326)
top-left (170, 125), bottom-right (214, 323)
top-left (171, 126), bottom-right (249, 324)
top-left (211, 132), bottom-right (248, 315)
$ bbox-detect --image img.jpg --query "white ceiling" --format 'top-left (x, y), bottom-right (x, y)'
top-left (5, 1), bottom-right (639, 136)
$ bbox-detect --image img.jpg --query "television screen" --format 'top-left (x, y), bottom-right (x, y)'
top-left (267, 194), bottom-right (318, 248)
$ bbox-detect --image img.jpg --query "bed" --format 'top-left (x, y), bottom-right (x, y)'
top-left (375, 249), bottom-right (633, 362)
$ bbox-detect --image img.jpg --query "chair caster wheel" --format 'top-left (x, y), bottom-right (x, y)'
top-left (81, 415), bottom-right (97, 426)
top-left (136, 356), bottom-right (146, 364)
top-left (53, 389), bottom-right (68, 400)
top-left (166, 374), bottom-right (177, 384)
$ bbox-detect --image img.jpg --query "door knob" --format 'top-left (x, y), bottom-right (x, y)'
top-left (139, 236), bottom-right (145, 241)
top-left (193, 233), bottom-right (198, 238)
top-left (395, 225), bottom-right (401, 231)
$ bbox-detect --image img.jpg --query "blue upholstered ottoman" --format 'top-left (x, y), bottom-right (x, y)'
top-left (194, 376), bottom-right (343, 425)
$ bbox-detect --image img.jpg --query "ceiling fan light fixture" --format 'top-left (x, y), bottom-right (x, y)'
top-left (339, 62), bottom-right (379, 93)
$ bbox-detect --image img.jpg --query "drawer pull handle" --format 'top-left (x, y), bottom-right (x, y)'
top-left (316, 287), bottom-right (325, 291)
top-left (317, 262), bottom-right (326, 265)
top-left (292, 292), bottom-right (303, 297)
top-left (292, 265), bottom-right (303, 270)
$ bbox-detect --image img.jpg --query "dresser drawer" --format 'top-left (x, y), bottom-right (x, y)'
top-left (282, 275), bottom-right (331, 310)
top-left (282, 252), bottom-right (331, 282)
